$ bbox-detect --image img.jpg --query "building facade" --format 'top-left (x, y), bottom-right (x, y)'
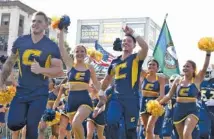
top-left (76, 17), bottom-right (161, 69)
top-left (0, 0), bottom-right (60, 56)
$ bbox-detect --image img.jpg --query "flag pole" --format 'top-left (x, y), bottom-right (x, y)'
top-left (164, 13), bottom-right (168, 21)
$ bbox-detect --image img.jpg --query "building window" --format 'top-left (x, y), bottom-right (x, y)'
top-left (19, 18), bottom-right (23, 28)
top-left (1, 14), bottom-right (10, 26)
top-left (0, 35), bottom-right (8, 52)
top-left (18, 15), bottom-right (24, 36)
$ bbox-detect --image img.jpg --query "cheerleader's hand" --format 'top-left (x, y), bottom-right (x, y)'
top-left (39, 121), bottom-right (47, 129)
top-left (0, 84), bottom-right (7, 92)
top-left (92, 107), bottom-right (99, 118)
top-left (122, 25), bottom-right (134, 35)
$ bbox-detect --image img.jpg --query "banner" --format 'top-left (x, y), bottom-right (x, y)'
top-left (102, 23), bottom-right (121, 43)
top-left (80, 25), bottom-right (99, 43)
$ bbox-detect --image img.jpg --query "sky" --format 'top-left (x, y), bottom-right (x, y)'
top-left (20, 0), bottom-right (214, 70)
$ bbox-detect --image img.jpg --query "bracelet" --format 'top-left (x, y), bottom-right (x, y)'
top-left (98, 90), bottom-right (105, 96)
top-left (132, 32), bottom-right (140, 39)
top-left (206, 53), bottom-right (211, 57)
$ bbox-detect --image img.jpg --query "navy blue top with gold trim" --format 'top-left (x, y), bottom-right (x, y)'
top-left (48, 91), bottom-right (57, 101)
top-left (11, 35), bottom-right (61, 96)
top-left (176, 81), bottom-right (199, 98)
top-left (141, 75), bottom-right (160, 97)
top-left (67, 64), bottom-right (90, 84)
top-left (108, 53), bottom-right (143, 97)
top-left (173, 79), bottom-right (200, 124)
top-left (140, 75), bottom-right (160, 113)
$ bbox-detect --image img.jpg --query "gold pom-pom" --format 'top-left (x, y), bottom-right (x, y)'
top-left (198, 37), bottom-right (214, 52)
top-left (94, 51), bottom-right (103, 62)
top-left (146, 100), bottom-right (165, 117)
top-left (51, 16), bottom-right (60, 29)
top-left (87, 48), bottom-right (95, 58)
top-left (46, 111), bottom-right (61, 127)
top-left (0, 86), bottom-right (16, 105)
top-left (87, 48), bottom-right (103, 62)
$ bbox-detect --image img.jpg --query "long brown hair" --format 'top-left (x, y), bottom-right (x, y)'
top-left (186, 60), bottom-right (196, 77)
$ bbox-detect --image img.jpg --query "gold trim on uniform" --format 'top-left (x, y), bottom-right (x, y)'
top-left (176, 97), bottom-right (197, 102)
top-left (141, 90), bottom-right (159, 97)
top-left (174, 114), bottom-right (199, 124)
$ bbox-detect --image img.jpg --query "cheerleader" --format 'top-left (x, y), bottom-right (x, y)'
top-left (162, 74), bottom-right (180, 139)
top-left (38, 78), bottom-right (60, 139)
top-left (140, 59), bottom-right (165, 139)
top-left (94, 25), bottom-right (148, 139)
top-left (52, 77), bottom-right (71, 139)
top-left (58, 29), bottom-right (100, 139)
top-left (160, 51), bottom-right (211, 139)
top-left (87, 83), bottom-right (105, 139)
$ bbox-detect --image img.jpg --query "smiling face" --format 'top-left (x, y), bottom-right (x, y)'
top-left (147, 60), bottom-right (159, 73)
top-left (122, 35), bottom-right (136, 53)
top-left (31, 13), bottom-right (48, 35)
top-left (182, 60), bottom-right (196, 77)
top-left (73, 45), bottom-right (87, 62)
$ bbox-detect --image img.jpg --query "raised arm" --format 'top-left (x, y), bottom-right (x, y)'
top-left (196, 52), bottom-right (211, 83)
top-left (53, 85), bottom-right (64, 110)
top-left (136, 35), bottom-right (148, 60)
top-left (159, 78), bottom-right (179, 105)
top-left (58, 30), bottom-right (73, 69)
top-left (123, 26), bottom-right (148, 60)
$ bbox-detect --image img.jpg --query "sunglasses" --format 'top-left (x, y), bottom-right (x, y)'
top-left (170, 80), bottom-right (174, 83)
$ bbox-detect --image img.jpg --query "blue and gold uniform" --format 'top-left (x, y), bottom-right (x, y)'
top-left (104, 85), bottom-right (126, 139)
top-left (106, 53), bottom-right (143, 139)
top-left (57, 89), bottom-right (72, 131)
top-left (200, 79), bottom-right (214, 138)
top-left (173, 79), bottom-right (200, 124)
top-left (66, 64), bottom-right (93, 116)
top-left (7, 35), bottom-right (61, 139)
top-left (47, 91), bottom-right (57, 108)
top-left (140, 75), bottom-right (160, 114)
top-left (88, 98), bottom-right (105, 126)
top-left (48, 91), bottom-right (57, 102)
top-left (162, 84), bottom-right (176, 137)
top-left (200, 79), bottom-right (214, 103)
top-left (59, 89), bottom-right (69, 116)
top-left (141, 75), bottom-right (164, 136)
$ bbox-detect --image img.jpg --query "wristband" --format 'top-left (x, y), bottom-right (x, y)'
top-left (132, 32), bottom-right (140, 39)
top-left (206, 53), bottom-right (211, 57)
top-left (98, 90), bottom-right (105, 96)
